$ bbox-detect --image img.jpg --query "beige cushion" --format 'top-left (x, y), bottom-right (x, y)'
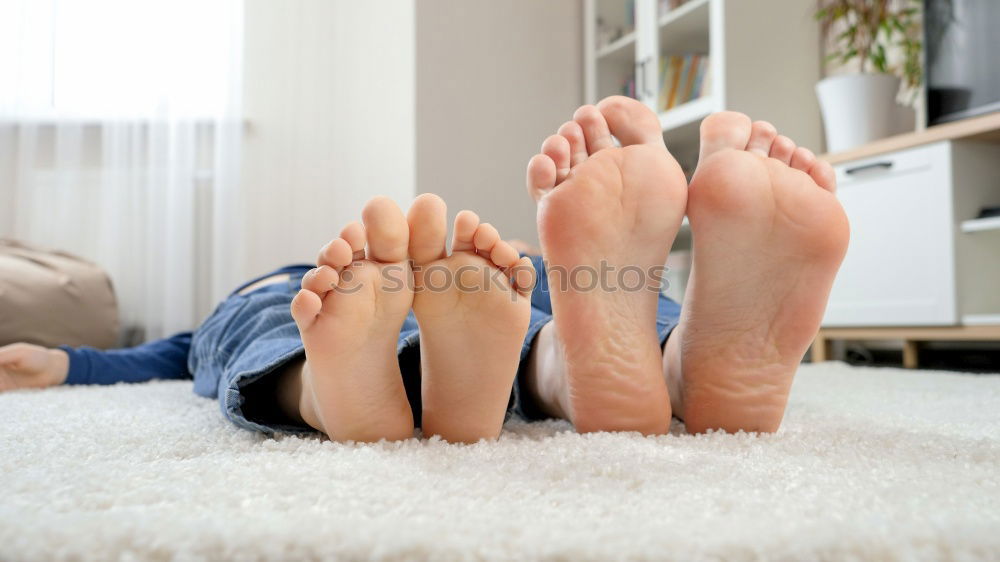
top-left (0, 239), bottom-right (118, 349)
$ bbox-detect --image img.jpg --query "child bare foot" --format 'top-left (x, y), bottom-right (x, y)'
top-left (525, 96), bottom-right (687, 435)
top-left (664, 113), bottom-right (849, 433)
top-left (408, 194), bottom-right (534, 443)
top-left (290, 196), bottom-right (415, 442)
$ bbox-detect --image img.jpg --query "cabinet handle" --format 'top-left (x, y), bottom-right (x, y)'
top-left (845, 161), bottom-right (893, 175)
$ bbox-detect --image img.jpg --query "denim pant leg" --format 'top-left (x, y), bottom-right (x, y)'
top-left (396, 311), bottom-right (423, 427)
top-left (508, 254), bottom-right (682, 421)
top-left (188, 266), bottom-right (429, 435)
top-left (188, 269), bottom-right (313, 434)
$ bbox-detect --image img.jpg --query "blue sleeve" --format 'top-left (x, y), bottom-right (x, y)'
top-left (59, 332), bottom-right (193, 385)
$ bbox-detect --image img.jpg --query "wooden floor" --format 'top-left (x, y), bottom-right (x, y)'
top-left (813, 325), bottom-right (1000, 368)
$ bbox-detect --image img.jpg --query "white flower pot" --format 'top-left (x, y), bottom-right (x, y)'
top-left (816, 74), bottom-right (911, 153)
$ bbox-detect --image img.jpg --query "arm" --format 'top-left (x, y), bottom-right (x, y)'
top-left (59, 332), bottom-right (193, 385)
top-left (0, 333), bottom-right (193, 392)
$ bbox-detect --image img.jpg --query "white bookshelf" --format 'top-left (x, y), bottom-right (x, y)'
top-left (584, 0), bottom-right (823, 172)
top-left (596, 31), bottom-right (636, 60)
top-left (658, 95), bottom-right (715, 134)
top-left (657, 0), bottom-right (708, 30)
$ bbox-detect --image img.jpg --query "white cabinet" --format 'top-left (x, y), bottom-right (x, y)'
top-left (824, 140), bottom-right (1000, 327)
top-left (825, 142), bottom-right (956, 326)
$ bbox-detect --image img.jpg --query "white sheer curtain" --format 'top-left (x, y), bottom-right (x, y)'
top-left (0, 0), bottom-right (244, 342)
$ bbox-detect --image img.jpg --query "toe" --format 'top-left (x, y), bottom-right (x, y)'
top-left (509, 256), bottom-right (536, 294)
top-left (452, 210), bottom-right (481, 252)
top-left (541, 134), bottom-right (572, 184)
top-left (597, 95), bottom-right (664, 147)
top-left (789, 147), bottom-right (816, 173)
top-left (301, 265), bottom-right (340, 295)
top-left (290, 289), bottom-right (323, 331)
top-left (558, 120), bottom-right (589, 167)
top-left (472, 223), bottom-right (500, 255)
top-left (361, 196), bottom-right (409, 263)
top-left (746, 120), bottom-right (778, 156)
top-left (407, 193), bottom-right (448, 264)
top-left (698, 111), bottom-right (752, 163)
top-left (489, 240), bottom-right (520, 269)
top-left (809, 159), bottom-right (837, 193)
top-left (573, 104), bottom-right (615, 154)
top-left (339, 221), bottom-right (366, 260)
top-left (318, 237), bottom-right (354, 269)
top-left (769, 135), bottom-right (796, 165)
top-left (526, 154), bottom-right (557, 202)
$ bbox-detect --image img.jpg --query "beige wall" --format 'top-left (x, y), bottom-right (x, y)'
top-left (416, 1), bottom-right (583, 245)
top-left (239, 0), bottom-right (582, 281)
top-left (240, 0), bottom-right (416, 277)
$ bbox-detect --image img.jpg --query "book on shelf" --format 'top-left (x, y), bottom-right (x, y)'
top-left (620, 76), bottom-right (637, 99)
top-left (657, 57), bottom-right (670, 110)
top-left (666, 56), bottom-right (683, 109)
top-left (699, 57), bottom-right (712, 98)
top-left (680, 54), bottom-right (699, 103)
top-left (658, 53), bottom-right (710, 112)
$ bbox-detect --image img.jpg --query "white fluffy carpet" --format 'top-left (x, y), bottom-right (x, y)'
top-left (2, 362), bottom-right (999, 561)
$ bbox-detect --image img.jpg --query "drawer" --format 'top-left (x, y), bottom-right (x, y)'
top-left (823, 141), bottom-right (957, 326)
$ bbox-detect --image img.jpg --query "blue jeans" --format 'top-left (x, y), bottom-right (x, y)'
top-left (188, 256), bottom-right (681, 434)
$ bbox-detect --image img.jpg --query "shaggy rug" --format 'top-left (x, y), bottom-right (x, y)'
top-left (1, 362), bottom-right (998, 561)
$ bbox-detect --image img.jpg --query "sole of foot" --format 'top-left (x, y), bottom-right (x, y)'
top-left (526, 95), bottom-right (688, 435)
top-left (290, 196), bottom-right (415, 442)
top-left (408, 194), bottom-right (534, 443)
top-left (666, 112), bottom-right (850, 434)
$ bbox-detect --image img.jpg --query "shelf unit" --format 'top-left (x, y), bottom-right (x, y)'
top-left (584, 0), bottom-right (823, 172)
top-left (596, 31), bottom-right (636, 60)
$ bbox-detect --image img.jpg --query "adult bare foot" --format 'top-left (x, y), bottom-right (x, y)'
top-left (664, 113), bottom-right (849, 434)
top-left (290, 196), bottom-right (415, 442)
top-left (408, 194), bottom-right (534, 443)
top-left (525, 96), bottom-right (687, 435)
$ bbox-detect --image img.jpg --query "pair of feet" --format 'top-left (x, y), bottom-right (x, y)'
top-left (288, 195), bottom-right (536, 443)
top-left (525, 96), bottom-right (849, 435)
top-left (290, 96), bottom-right (849, 443)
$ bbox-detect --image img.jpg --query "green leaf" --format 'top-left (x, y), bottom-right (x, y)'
top-left (837, 25), bottom-right (857, 41)
top-left (871, 43), bottom-right (888, 73)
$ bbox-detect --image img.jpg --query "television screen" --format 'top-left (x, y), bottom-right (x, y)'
top-left (925, 0), bottom-right (1000, 125)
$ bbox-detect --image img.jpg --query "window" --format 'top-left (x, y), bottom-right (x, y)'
top-left (0, 0), bottom-right (241, 120)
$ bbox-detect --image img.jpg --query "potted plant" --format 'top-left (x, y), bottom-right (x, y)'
top-left (814, 0), bottom-right (923, 152)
